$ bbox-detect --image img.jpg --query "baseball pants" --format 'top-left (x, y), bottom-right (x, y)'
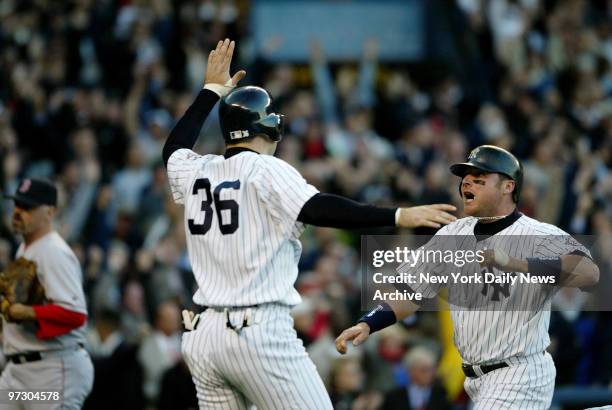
top-left (182, 303), bottom-right (333, 410)
top-left (464, 351), bottom-right (556, 410)
top-left (0, 347), bottom-right (93, 410)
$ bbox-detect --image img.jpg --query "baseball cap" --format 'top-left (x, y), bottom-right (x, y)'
top-left (4, 178), bottom-right (58, 210)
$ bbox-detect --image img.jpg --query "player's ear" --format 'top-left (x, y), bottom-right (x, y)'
top-left (45, 206), bottom-right (56, 221)
top-left (505, 180), bottom-right (515, 196)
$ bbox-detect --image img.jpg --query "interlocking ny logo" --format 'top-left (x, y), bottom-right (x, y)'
top-left (468, 147), bottom-right (481, 160)
top-left (480, 269), bottom-right (516, 301)
top-left (19, 179), bottom-right (31, 193)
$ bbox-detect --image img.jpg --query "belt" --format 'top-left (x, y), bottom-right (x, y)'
top-left (201, 304), bottom-right (260, 312)
top-left (184, 304), bottom-right (261, 333)
top-left (7, 351), bottom-right (42, 364)
top-left (196, 303), bottom-right (284, 333)
top-left (7, 344), bottom-right (84, 365)
top-left (217, 306), bottom-right (257, 332)
top-left (461, 361), bottom-right (508, 378)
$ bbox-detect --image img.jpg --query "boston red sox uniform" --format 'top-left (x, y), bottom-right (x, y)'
top-left (0, 231), bottom-right (93, 409)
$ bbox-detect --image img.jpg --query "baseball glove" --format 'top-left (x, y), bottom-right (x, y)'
top-left (0, 257), bottom-right (46, 319)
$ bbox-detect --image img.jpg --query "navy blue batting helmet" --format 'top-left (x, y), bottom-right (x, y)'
top-left (219, 86), bottom-right (284, 143)
top-left (450, 145), bottom-right (523, 203)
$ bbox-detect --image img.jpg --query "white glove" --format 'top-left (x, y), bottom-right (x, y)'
top-left (182, 309), bottom-right (200, 331)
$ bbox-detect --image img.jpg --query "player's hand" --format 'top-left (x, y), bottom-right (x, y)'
top-left (335, 322), bottom-right (370, 354)
top-left (480, 249), bottom-right (510, 270)
top-left (6, 303), bottom-right (36, 321)
top-left (204, 38), bottom-right (246, 87)
top-left (397, 204), bottom-right (457, 229)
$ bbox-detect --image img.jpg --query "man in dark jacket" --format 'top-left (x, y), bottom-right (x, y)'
top-left (382, 346), bottom-right (451, 410)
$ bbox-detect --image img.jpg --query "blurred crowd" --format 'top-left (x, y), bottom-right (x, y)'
top-left (0, 0), bottom-right (610, 409)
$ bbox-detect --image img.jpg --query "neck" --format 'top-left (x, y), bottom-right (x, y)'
top-left (24, 226), bottom-right (52, 247)
top-left (476, 204), bottom-right (516, 223)
top-left (226, 137), bottom-right (274, 155)
top-left (474, 208), bottom-right (521, 240)
top-left (228, 143), bottom-right (261, 152)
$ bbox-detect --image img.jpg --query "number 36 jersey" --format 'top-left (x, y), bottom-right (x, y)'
top-left (167, 148), bottom-right (319, 307)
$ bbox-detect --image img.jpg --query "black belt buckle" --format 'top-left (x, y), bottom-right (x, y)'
top-left (8, 352), bottom-right (42, 365)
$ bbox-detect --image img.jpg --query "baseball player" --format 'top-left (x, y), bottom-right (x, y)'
top-left (0, 178), bottom-right (93, 409)
top-left (336, 145), bottom-right (600, 409)
top-left (162, 38), bottom-right (457, 409)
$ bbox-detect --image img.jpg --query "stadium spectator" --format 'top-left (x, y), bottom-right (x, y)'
top-left (381, 346), bottom-right (451, 410)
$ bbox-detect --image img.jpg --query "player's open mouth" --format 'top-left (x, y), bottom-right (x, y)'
top-left (464, 191), bottom-right (475, 203)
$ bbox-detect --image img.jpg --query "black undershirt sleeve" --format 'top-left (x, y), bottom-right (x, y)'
top-left (162, 89), bottom-right (220, 167)
top-left (297, 193), bottom-right (396, 228)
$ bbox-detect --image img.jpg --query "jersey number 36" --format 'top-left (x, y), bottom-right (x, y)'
top-left (188, 178), bottom-right (240, 236)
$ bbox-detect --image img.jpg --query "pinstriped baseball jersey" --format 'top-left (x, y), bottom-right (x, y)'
top-left (399, 214), bottom-right (589, 365)
top-left (166, 148), bottom-right (319, 307)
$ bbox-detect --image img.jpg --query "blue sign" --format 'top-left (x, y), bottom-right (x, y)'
top-left (252, 0), bottom-right (424, 62)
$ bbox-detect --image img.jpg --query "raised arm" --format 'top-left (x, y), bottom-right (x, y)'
top-left (356, 39), bottom-right (378, 108)
top-left (309, 40), bottom-right (340, 126)
top-left (162, 39), bottom-right (246, 167)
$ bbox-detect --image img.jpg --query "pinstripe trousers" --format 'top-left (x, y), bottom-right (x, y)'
top-left (182, 304), bottom-right (333, 409)
top-left (464, 351), bottom-right (556, 410)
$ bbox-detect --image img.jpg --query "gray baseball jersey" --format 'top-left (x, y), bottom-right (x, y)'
top-left (3, 231), bottom-right (88, 355)
top-left (0, 230), bottom-right (93, 410)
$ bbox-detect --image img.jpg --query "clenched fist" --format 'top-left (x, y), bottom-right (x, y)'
top-left (480, 249), bottom-right (511, 270)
